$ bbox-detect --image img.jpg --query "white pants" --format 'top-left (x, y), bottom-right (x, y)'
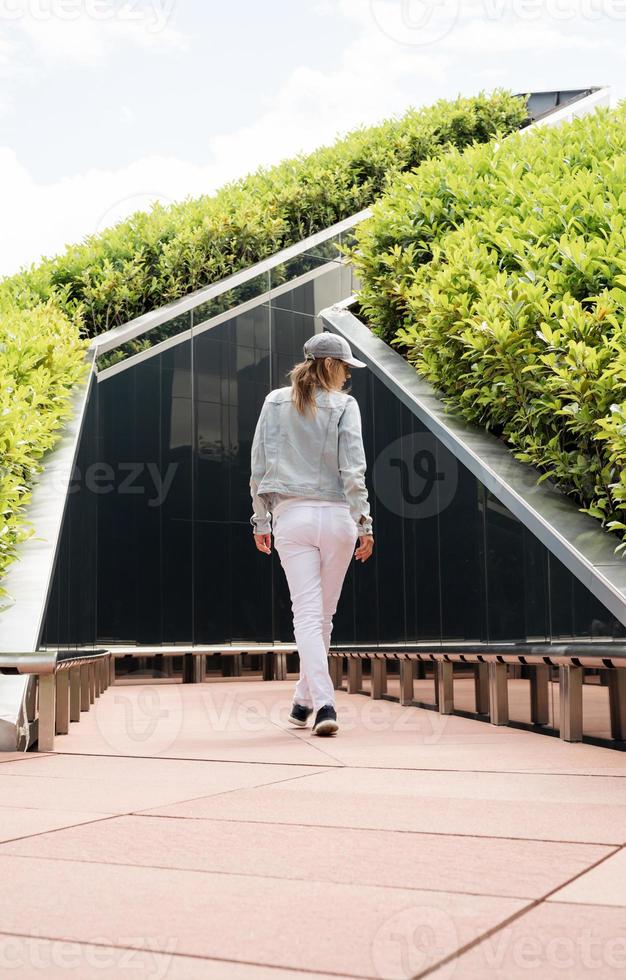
top-left (273, 498), bottom-right (357, 712)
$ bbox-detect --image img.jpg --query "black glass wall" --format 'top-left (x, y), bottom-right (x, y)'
top-left (43, 257), bottom-right (625, 648)
top-left (332, 366), bottom-right (625, 646)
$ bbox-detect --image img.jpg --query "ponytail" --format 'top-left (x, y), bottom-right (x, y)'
top-left (288, 356), bottom-right (347, 416)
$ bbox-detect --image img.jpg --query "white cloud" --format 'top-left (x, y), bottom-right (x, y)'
top-left (0, 1), bottom-right (186, 73)
top-left (0, 0), bottom-right (623, 279)
top-left (0, 148), bottom-right (224, 276)
top-left (0, 3), bottom-right (455, 278)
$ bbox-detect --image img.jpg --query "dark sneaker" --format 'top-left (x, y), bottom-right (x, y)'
top-left (288, 702), bottom-right (314, 728)
top-left (312, 704), bottom-right (339, 737)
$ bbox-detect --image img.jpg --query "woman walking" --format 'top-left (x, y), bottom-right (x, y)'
top-left (249, 333), bottom-right (375, 737)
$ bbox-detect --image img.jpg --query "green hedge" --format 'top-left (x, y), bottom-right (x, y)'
top-left (0, 301), bottom-right (87, 596)
top-left (350, 104), bottom-right (626, 553)
top-left (0, 90), bottom-right (526, 593)
top-left (1, 90), bottom-right (526, 337)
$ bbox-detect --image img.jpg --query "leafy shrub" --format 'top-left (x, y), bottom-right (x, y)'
top-left (0, 89), bottom-right (526, 592)
top-left (0, 301), bottom-right (88, 596)
top-left (350, 105), bottom-right (626, 552)
top-left (0, 90), bottom-right (526, 338)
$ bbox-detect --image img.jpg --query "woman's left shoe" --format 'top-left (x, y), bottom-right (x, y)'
top-left (288, 702), bottom-right (314, 728)
top-left (312, 704), bottom-right (339, 736)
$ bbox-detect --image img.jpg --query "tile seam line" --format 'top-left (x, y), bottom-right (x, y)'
top-left (129, 765), bottom-right (341, 815)
top-left (0, 850), bottom-right (554, 902)
top-left (410, 843), bottom-right (625, 980)
top-left (543, 896), bottom-right (626, 911)
top-left (1, 811), bottom-right (617, 850)
top-left (0, 932), bottom-right (368, 980)
top-left (545, 841), bottom-right (626, 907)
top-left (0, 767), bottom-right (335, 821)
top-left (37, 751), bottom-right (626, 779)
top-left (45, 750), bottom-right (347, 769)
top-left (0, 813), bottom-right (128, 847)
top-left (124, 814), bottom-right (624, 847)
top-left (265, 718), bottom-right (352, 766)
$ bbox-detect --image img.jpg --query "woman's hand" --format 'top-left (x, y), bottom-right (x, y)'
top-left (355, 534), bottom-right (374, 563)
top-left (254, 532), bottom-right (272, 555)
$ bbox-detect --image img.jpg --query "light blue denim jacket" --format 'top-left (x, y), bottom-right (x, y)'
top-left (249, 386), bottom-right (373, 537)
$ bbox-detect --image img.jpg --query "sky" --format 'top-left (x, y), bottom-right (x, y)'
top-left (0, 0), bottom-right (624, 278)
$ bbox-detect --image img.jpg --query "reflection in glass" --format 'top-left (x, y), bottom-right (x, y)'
top-left (193, 272), bottom-right (270, 327)
top-left (96, 313), bottom-right (192, 372)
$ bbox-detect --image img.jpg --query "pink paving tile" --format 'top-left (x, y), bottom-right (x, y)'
top-left (281, 689), bottom-right (626, 777)
top-left (547, 848), bottom-right (626, 907)
top-left (0, 807), bottom-right (105, 844)
top-left (0, 757), bottom-right (330, 814)
top-left (47, 680), bottom-right (626, 774)
top-left (0, 752), bottom-right (325, 783)
top-left (0, 814), bottom-right (612, 900)
top-left (428, 901), bottom-right (626, 979)
top-left (0, 855), bottom-right (527, 977)
top-left (53, 682), bottom-right (341, 765)
top-left (305, 718), bottom-right (626, 778)
top-left (145, 767), bottom-right (626, 844)
top-left (0, 935), bottom-right (333, 979)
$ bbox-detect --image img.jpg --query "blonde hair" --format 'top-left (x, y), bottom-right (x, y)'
top-left (288, 356), bottom-right (347, 416)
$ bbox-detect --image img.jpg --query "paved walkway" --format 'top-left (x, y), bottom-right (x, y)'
top-left (1, 677), bottom-right (626, 978)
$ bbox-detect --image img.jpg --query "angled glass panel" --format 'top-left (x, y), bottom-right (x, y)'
top-left (299, 232), bottom-right (344, 263)
top-left (484, 491), bottom-right (527, 642)
top-left (437, 445), bottom-right (484, 643)
top-left (96, 312), bottom-right (192, 373)
top-left (269, 252), bottom-right (343, 296)
top-left (193, 271), bottom-right (270, 328)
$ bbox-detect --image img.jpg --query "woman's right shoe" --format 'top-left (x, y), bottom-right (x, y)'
top-left (312, 704), bottom-right (339, 736)
top-left (288, 702), bottom-right (314, 728)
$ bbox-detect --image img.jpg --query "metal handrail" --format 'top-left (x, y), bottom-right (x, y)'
top-left (0, 648), bottom-right (110, 675)
top-left (328, 642), bottom-right (626, 669)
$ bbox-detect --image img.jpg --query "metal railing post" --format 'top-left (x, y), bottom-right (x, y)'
top-left (55, 671), bottom-right (70, 735)
top-left (474, 663), bottom-right (489, 714)
top-left (347, 659), bottom-right (362, 694)
top-left (38, 674), bottom-right (56, 751)
top-left (329, 656), bottom-right (343, 689)
top-left (370, 659), bottom-right (387, 699)
top-left (80, 664), bottom-right (90, 711)
top-left (399, 659), bottom-right (414, 705)
top-left (437, 661), bottom-right (454, 715)
top-left (559, 665), bottom-right (583, 742)
top-left (69, 667), bottom-right (81, 722)
top-left (608, 670), bottom-right (626, 741)
top-left (489, 662), bottom-right (509, 726)
top-left (530, 664), bottom-right (550, 725)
